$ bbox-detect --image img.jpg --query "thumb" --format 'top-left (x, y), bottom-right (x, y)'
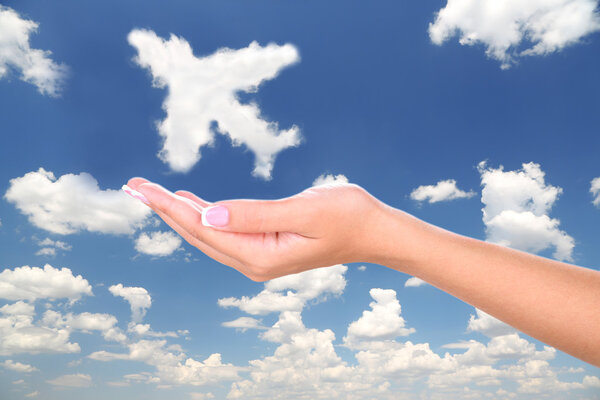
top-left (203, 197), bottom-right (312, 234)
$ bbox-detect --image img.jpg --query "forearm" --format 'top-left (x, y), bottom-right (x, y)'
top-left (368, 205), bottom-right (600, 366)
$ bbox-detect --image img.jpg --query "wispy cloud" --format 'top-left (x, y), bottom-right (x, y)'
top-left (128, 29), bottom-right (301, 179)
top-left (0, 6), bottom-right (68, 95)
top-left (591, 177), bottom-right (600, 206)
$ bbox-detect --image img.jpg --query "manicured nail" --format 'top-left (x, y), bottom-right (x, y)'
top-left (202, 205), bottom-right (229, 227)
top-left (122, 185), bottom-right (150, 205)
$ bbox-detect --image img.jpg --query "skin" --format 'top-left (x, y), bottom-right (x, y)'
top-left (129, 177), bottom-right (600, 367)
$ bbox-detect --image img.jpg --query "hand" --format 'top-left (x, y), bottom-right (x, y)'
top-left (128, 178), bottom-right (395, 281)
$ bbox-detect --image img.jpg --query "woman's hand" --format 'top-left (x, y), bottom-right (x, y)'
top-left (127, 178), bottom-right (402, 281)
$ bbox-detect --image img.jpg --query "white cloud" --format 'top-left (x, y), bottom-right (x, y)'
top-left (222, 317), bottom-right (266, 332)
top-left (24, 391), bottom-right (39, 398)
top-left (128, 323), bottom-right (178, 338)
top-left (2, 359), bottom-right (38, 373)
top-left (0, 6), bottom-right (67, 95)
top-left (35, 237), bottom-right (72, 257)
top-left (591, 177), bottom-right (600, 206)
top-left (404, 276), bottom-right (427, 287)
top-left (312, 174), bottom-right (349, 187)
top-left (429, 0), bottom-right (600, 69)
top-left (357, 265), bottom-right (367, 271)
top-left (0, 308), bottom-right (80, 356)
top-left (344, 288), bottom-right (415, 348)
top-left (467, 308), bottom-right (517, 337)
top-left (42, 310), bottom-right (125, 342)
top-left (135, 231), bottom-right (182, 257)
top-left (89, 340), bottom-right (240, 386)
top-left (47, 373), bottom-right (92, 388)
top-left (190, 393), bottom-right (215, 400)
top-left (219, 265), bottom-right (347, 315)
top-left (479, 162), bottom-right (574, 261)
top-left (128, 29), bottom-right (301, 179)
top-left (5, 168), bottom-right (151, 235)
top-left (410, 179), bottom-right (476, 203)
top-left (109, 284), bottom-right (152, 323)
top-left (0, 264), bottom-right (92, 302)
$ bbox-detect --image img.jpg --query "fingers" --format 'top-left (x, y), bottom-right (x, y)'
top-left (135, 183), bottom-right (257, 258)
top-left (127, 177), bottom-right (150, 190)
top-left (174, 190), bottom-right (211, 209)
top-left (203, 198), bottom-right (314, 235)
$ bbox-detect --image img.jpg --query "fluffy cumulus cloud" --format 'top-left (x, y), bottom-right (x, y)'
top-left (591, 177), bottom-right (600, 206)
top-left (344, 288), bottom-right (415, 348)
top-left (218, 264), bottom-right (347, 315)
top-left (0, 264), bottom-right (92, 302)
top-left (404, 276), bottom-right (427, 287)
top-left (429, 0), bottom-right (600, 68)
top-left (479, 162), bottom-right (574, 261)
top-left (135, 231), bottom-right (182, 257)
top-left (312, 173), bottom-right (349, 186)
top-left (4, 168), bottom-right (151, 235)
top-left (0, 265), bottom-right (113, 356)
top-left (0, 6), bottom-right (67, 95)
top-left (128, 29), bottom-right (301, 179)
top-left (0, 301), bottom-right (80, 356)
top-left (467, 308), bottom-right (517, 337)
top-left (411, 179), bottom-right (476, 203)
top-left (89, 340), bottom-right (241, 387)
top-left (109, 284), bottom-right (152, 323)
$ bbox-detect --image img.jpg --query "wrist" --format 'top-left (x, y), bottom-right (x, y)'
top-left (361, 201), bottom-right (435, 275)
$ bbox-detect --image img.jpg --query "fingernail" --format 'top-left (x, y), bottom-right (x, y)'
top-left (202, 205), bottom-right (229, 227)
top-left (122, 185), bottom-right (150, 205)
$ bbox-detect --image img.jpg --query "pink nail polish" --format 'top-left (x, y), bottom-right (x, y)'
top-left (122, 185), bottom-right (150, 205)
top-left (202, 205), bottom-right (229, 227)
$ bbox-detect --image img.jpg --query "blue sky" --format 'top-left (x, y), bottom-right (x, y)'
top-left (1, 0), bottom-right (599, 399)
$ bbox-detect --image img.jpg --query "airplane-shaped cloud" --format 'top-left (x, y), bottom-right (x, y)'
top-left (128, 29), bottom-right (302, 179)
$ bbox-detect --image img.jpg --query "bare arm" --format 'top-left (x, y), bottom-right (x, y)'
top-left (369, 206), bottom-right (600, 366)
top-left (127, 178), bottom-right (600, 366)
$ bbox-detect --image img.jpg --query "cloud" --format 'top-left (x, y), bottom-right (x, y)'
top-left (429, 0), bottom-right (600, 69)
top-left (190, 393), bottom-right (215, 400)
top-left (467, 308), bottom-right (517, 337)
top-left (89, 340), bottom-right (240, 386)
top-left (0, 264), bottom-right (92, 302)
top-left (479, 162), bottom-right (574, 261)
top-left (35, 237), bottom-right (72, 257)
top-left (25, 391), bottom-right (39, 398)
top-left (591, 177), bottom-right (600, 206)
top-left (404, 276), bottom-right (427, 287)
top-left (0, 6), bottom-right (67, 95)
top-left (128, 29), bottom-right (301, 179)
top-left (410, 179), bottom-right (476, 203)
top-left (47, 373), bottom-right (92, 388)
top-left (222, 317), bottom-right (266, 332)
top-left (218, 265), bottom-right (347, 315)
top-left (5, 168), bottom-right (151, 235)
top-left (135, 231), bottom-right (182, 257)
top-left (344, 288), bottom-right (415, 348)
top-left (0, 305), bottom-right (80, 356)
top-left (42, 310), bottom-right (125, 342)
top-left (2, 359), bottom-right (38, 373)
top-left (312, 174), bottom-right (349, 186)
top-left (109, 284), bottom-right (152, 323)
